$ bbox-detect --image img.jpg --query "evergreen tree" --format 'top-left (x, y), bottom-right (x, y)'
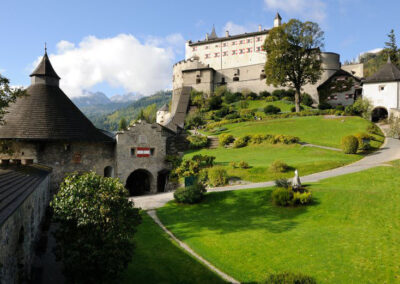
top-left (137, 109), bottom-right (145, 121)
top-left (118, 117), bottom-right (128, 131)
top-left (385, 29), bottom-right (398, 64)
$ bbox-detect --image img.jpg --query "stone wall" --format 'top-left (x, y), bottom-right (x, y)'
top-left (0, 141), bottom-right (115, 190)
top-left (115, 122), bottom-right (173, 194)
top-left (0, 174), bottom-right (51, 283)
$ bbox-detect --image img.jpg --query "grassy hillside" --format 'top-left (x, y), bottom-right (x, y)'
top-left (85, 90), bottom-right (171, 131)
top-left (158, 163), bottom-right (400, 283)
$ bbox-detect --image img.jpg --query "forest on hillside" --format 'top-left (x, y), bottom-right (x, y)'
top-left (83, 90), bottom-right (172, 131)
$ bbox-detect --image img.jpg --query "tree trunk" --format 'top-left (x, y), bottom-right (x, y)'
top-left (295, 88), bottom-right (301, 112)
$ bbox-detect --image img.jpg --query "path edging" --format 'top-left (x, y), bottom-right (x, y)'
top-left (147, 210), bottom-right (240, 284)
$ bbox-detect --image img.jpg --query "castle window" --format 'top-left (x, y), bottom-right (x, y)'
top-left (256, 37), bottom-right (261, 42)
top-left (205, 54), bottom-right (210, 59)
top-left (233, 76), bottom-right (239, 82)
top-left (232, 41), bottom-right (236, 46)
top-left (256, 47), bottom-right (261, 52)
top-left (239, 49), bottom-right (244, 54)
top-left (223, 42), bottom-right (227, 47)
top-left (64, 144), bottom-right (71, 152)
top-left (205, 45), bottom-right (209, 50)
top-left (214, 52), bottom-right (220, 57)
top-left (130, 148), bottom-right (135, 156)
top-left (150, 148), bottom-right (155, 156)
top-left (215, 44), bottom-right (219, 48)
top-left (379, 85), bottom-right (385, 91)
top-left (247, 48), bottom-right (252, 53)
top-left (223, 51), bottom-right (228, 56)
top-left (239, 40), bottom-right (244, 44)
top-left (192, 47), bottom-right (197, 51)
top-left (247, 39), bottom-right (251, 43)
top-left (196, 78), bottom-right (201, 84)
top-left (232, 50), bottom-right (237, 55)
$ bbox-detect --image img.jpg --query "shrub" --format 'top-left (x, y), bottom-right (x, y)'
top-left (208, 167), bottom-right (228, 187)
top-left (354, 132), bottom-right (372, 150)
top-left (266, 96), bottom-right (278, 102)
top-left (367, 123), bottom-right (380, 134)
top-left (230, 161), bottom-right (238, 168)
top-left (272, 89), bottom-right (286, 99)
top-left (187, 135), bottom-right (208, 149)
top-left (274, 178), bottom-right (291, 189)
top-left (225, 112), bottom-right (240, 120)
top-left (240, 109), bottom-right (255, 119)
top-left (174, 159), bottom-right (201, 178)
top-left (225, 92), bottom-right (240, 104)
top-left (293, 191), bottom-right (313, 205)
top-left (191, 154), bottom-right (215, 167)
top-left (282, 96), bottom-right (293, 101)
top-left (318, 102), bottom-right (332, 110)
top-left (341, 135), bottom-right (359, 154)
top-left (301, 93), bottom-right (314, 106)
top-left (214, 85), bottom-right (228, 97)
top-left (238, 160), bottom-right (250, 169)
top-left (219, 134), bottom-right (235, 146)
top-left (271, 187), bottom-right (294, 206)
top-left (270, 160), bottom-right (289, 173)
top-left (291, 105), bottom-right (304, 112)
top-left (174, 183), bottom-right (206, 204)
top-left (336, 105), bottom-right (345, 111)
top-left (250, 134), bottom-right (265, 144)
top-left (265, 272), bottom-right (316, 284)
top-left (51, 172), bottom-right (141, 283)
top-left (264, 105), bottom-right (281, 115)
top-left (190, 90), bottom-right (205, 107)
top-left (208, 95), bottom-right (223, 110)
top-left (246, 92), bottom-right (258, 100)
top-left (352, 97), bottom-right (372, 119)
top-left (239, 100), bottom-right (249, 108)
top-left (273, 134), bottom-right (300, 144)
top-left (184, 112), bottom-right (205, 129)
top-left (233, 136), bottom-right (250, 148)
top-left (259, 91), bottom-right (271, 97)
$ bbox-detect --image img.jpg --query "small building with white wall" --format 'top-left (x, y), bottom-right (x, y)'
top-left (362, 58), bottom-right (400, 121)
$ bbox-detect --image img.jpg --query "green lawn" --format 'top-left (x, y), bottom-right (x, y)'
top-left (157, 164), bottom-right (400, 283)
top-left (184, 144), bottom-right (361, 182)
top-left (204, 116), bottom-right (383, 148)
top-left (233, 100), bottom-right (310, 117)
top-left (121, 213), bottom-right (225, 283)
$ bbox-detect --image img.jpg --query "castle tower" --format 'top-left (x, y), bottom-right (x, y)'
top-left (274, 13), bottom-right (282, 27)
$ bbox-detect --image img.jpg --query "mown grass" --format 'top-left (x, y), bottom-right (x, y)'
top-left (121, 213), bottom-right (225, 284)
top-left (204, 116), bottom-right (383, 149)
top-left (158, 165), bottom-right (400, 283)
top-left (184, 143), bottom-right (361, 182)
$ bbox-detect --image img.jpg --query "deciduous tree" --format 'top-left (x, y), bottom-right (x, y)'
top-left (264, 19), bottom-right (324, 112)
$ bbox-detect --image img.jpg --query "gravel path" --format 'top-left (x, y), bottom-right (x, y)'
top-left (132, 137), bottom-right (400, 210)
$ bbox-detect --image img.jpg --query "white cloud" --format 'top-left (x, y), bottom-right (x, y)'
top-left (264, 0), bottom-right (326, 23)
top-left (222, 22), bottom-right (261, 36)
top-left (32, 33), bottom-right (184, 97)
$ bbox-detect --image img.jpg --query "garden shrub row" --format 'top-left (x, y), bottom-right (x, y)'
top-left (186, 135), bottom-right (208, 149)
top-left (341, 132), bottom-right (375, 154)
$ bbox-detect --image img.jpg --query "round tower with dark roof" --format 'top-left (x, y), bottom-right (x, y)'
top-left (0, 50), bottom-right (116, 189)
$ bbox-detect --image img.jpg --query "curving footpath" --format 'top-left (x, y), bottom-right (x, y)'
top-left (132, 136), bottom-right (400, 284)
top-left (132, 137), bottom-right (400, 210)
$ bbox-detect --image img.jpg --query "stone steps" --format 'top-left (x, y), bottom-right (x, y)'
top-left (208, 137), bottom-right (219, 149)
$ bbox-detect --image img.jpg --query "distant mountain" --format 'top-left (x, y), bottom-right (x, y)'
top-left (110, 92), bottom-right (144, 103)
top-left (86, 90), bottom-right (172, 131)
top-left (72, 91), bottom-right (111, 107)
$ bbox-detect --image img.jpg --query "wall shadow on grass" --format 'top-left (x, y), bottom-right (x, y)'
top-left (158, 188), bottom-right (316, 240)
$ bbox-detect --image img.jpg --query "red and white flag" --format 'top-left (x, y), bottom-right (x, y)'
top-left (136, 147), bottom-right (151, 157)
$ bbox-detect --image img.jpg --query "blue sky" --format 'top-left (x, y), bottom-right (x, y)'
top-left (0, 0), bottom-right (397, 97)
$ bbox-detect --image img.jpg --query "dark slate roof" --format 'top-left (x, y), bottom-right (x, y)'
top-left (0, 83), bottom-right (115, 142)
top-left (317, 69), bottom-right (361, 90)
top-left (30, 52), bottom-right (60, 79)
top-left (209, 26), bottom-right (218, 40)
top-left (364, 60), bottom-right (400, 83)
top-left (189, 29), bottom-right (269, 46)
top-left (275, 13), bottom-right (282, 20)
top-left (158, 104), bottom-right (169, 111)
top-left (0, 165), bottom-right (51, 226)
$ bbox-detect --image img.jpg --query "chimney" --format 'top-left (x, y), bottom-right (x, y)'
top-left (258, 24), bottom-right (262, 32)
top-left (205, 33), bottom-right (209, 41)
top-left (225, 30), bottom-right (229, 37)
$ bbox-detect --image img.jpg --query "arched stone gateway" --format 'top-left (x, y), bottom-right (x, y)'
top-left (371, 107), bottom-right (388, 122)
top-left (126, 169), bottom-right (153, 196)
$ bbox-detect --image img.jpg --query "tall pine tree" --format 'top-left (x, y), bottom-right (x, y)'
top-left (385, 29), bottom-right (398, 64)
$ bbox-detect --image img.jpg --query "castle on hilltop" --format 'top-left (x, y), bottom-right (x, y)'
top-left (157, 14), bottom-right (364, 128)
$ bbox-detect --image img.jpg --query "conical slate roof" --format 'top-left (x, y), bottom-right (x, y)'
top-left (30, 52), bottom-right (60, 79)
top-left (0, 53), bottom-right (114, 142)
top-left (364, 58), bottom-right (400, 83)
top-left (275, 13), bottom-right (282, 20)
top-left (209, 25), bottom-right (218, 39)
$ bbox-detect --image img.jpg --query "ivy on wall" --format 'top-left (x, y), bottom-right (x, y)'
top-left (319, 77), bottom-right (354, 102)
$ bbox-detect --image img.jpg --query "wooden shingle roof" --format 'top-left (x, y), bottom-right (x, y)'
top-left (0, 53), bottom-right (114, 142)
top-left (364, 59), bottom-right (400, 83)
